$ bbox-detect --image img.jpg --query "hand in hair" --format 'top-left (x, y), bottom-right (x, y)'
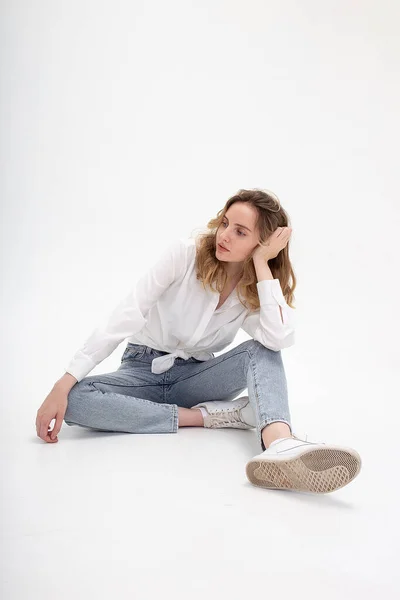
top-left (252, 227), bottom-right (292, 262)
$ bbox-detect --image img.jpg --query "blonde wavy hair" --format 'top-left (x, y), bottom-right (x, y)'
top-left (191, 188), bottom-right (297, 312)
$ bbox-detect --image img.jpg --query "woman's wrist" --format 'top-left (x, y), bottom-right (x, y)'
top-left (253, 257), bottom-right (274, 281)
top-left (53, 372), bottom-right (78, 393)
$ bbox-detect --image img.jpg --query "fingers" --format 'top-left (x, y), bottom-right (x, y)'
top-left (39, 418), bottom-right (49, 441)
top-left (272, 227), bottom-right (292, 253)
top-left (51, 417), bottom-right (62, 440)
top-left (275, 227), bottom-right (292, 238)
top-left (49, 429), bottom-right (58, 442)
top-left (261, 227), bottom-right (292, 247)
top-left (46, 426), bottom-right (58, 442)
top-left (36, 415), bottom-right (58, 443)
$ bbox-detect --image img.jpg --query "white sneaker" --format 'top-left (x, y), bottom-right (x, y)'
top-left (246, 435), bottom-right (362, 494)
top-left (191, 396), bottom-right (256, 429)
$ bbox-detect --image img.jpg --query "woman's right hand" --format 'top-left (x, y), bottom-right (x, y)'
top-left (36, 387), bottom-right (69, 443)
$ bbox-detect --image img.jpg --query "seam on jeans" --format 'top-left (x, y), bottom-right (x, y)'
top-left (91, 381), bottom-right (162, 390)
top-left (167, 349), bottom-right (250, 384)
top-left (90, 385), bottom-right (171, 408)
top-left (247, 346), bottom-right (263, 444)
top-left (171, 405), bottom-right (178, 432)
top-left (245, 342), bottom-right (291, 451)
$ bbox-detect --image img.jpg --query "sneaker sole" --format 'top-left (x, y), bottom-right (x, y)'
top-left (245, 446), bottom-right (362, 494)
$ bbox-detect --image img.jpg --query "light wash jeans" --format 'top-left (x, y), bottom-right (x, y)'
top-left (64, 339), bottom-right (292, 451)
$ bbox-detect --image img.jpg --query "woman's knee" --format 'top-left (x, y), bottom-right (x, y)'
top-left (67, 378), bottom-right (91, 401)
top-left (65, 379), bottom-right (94, 421)
top-left (64, 379), bottom-right (91, 426)
top-left (240, 338), bottom-right (275, 355)
top-left (241, 340), bottom-right (284, 369)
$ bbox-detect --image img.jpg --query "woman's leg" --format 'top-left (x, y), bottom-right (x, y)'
top-left (64, 350), bottom-right (178, 434)
top-left (165, 339), bottom-right (292, 451)
top-left (177, 407), bottom-right (204, 426)
top-left (64, 340), bottom-right (292, 444)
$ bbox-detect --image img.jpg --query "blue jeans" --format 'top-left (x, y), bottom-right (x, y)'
top-left (64, 339), bottom-right (292, 451)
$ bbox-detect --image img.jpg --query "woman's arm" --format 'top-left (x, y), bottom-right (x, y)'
top-left (64, 238), bottom-right (187, 383)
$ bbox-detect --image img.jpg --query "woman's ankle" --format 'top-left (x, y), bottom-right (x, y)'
top-left (261, 421), bottom-right (292, 448)
top-left (178, 407), bottom-right (204, 427)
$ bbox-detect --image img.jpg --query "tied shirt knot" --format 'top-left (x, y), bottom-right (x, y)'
top-left (151, 348), bottom-right (214, 374)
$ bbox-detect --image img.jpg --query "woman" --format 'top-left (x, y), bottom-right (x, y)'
top-left (35, 188), bottom-right (362, 494)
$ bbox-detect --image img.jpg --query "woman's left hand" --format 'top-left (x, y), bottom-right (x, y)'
top-left (252, 227), bottom-right (292, 262)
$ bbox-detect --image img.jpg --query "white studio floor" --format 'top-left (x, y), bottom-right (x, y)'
top-left (2, 370), bottom-right (398, 600)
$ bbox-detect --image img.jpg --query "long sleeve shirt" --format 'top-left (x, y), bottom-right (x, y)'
top-left (65, 237), bottom-right (296, 381)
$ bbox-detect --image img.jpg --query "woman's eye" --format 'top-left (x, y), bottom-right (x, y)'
top-left (222, 222), bottom-right (245, 236)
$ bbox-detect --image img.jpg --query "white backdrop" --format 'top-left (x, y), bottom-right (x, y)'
top-left (1, 1), bottom-right (399, 598)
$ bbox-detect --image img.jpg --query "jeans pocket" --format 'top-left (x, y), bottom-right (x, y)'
top-left (121, 344), bottom-right (146, 362)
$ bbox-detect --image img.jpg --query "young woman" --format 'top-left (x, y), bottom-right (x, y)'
top-left (36, 188), bottom-right (362, 494)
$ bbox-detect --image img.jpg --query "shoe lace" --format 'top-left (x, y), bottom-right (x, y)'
top-left (209, 408), bottom-right (244, 427)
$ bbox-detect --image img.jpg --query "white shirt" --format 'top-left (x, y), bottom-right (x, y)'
top-left (65, 237), bottom-right (296, 382)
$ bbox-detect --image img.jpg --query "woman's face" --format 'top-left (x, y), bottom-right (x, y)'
top-left (216, 202), bottom-right (260, 266)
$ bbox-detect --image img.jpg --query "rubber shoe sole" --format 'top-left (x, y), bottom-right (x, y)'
top-left (246, 446), bottom-right (362, 494)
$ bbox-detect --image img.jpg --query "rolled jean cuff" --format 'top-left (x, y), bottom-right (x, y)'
top-left (171, 405), bottom-right (179, 433)
top-left (258, 418), bottom-right (293, 451)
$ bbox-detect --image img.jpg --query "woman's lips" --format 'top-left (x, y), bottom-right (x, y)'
top-left (218, 243), bottom-right (229, 252)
